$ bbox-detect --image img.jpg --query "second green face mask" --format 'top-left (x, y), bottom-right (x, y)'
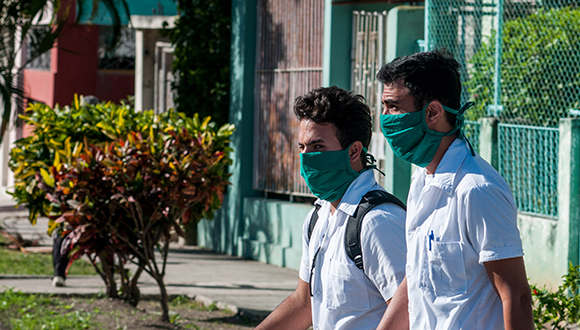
top-left (380, 102), bottom-right (470, 167)
top-left (300, 146), bottom-right (361, 202)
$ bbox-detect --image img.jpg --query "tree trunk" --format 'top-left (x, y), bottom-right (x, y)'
top-left (98, 251), bottom-right (118, 298)
top-left (154, 274), bottom-right (170, 322)
top-left (127, 264), bottom-right (144, 307)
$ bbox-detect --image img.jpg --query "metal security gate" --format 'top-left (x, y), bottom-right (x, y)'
top-left (351, 10), bottom-right (387, 186)
top-left (253, 0), bottom-right (324, 195)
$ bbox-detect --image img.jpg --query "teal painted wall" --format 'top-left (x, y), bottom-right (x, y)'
top-left (80, 0), bottom-right (178, 25)
top-left (519, 214), bottom-right (561, 289)
top-left (239, 198), bottom-right (313, 270)
top-left (198, 0), bottom-right (261, 255)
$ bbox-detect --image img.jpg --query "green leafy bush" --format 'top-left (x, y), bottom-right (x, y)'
top-left (10, 96), bottom-right (151, 226)
top-left (466, 7), bottom-right (580, 127)
top-left (9, 97), bottom-right (235, 321)
top-left (531, 263), bottom-right (580, 329)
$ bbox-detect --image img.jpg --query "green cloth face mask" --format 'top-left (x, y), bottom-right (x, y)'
top-left (380, 102), bottom-right (475, 167)
top-left (300, 145), bottom-right (371, 202)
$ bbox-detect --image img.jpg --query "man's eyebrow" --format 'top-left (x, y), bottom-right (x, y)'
top-left (382, 98), bottom-right (399, 104)
top-left (298, 139), bottom-right (325, 147)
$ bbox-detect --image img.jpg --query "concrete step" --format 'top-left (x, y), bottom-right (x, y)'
top-left (0, 211), bottom-right (52, 247)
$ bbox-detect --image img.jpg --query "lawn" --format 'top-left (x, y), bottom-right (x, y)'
top-left (0, 290), bottom-right (260, 330)
top-left (0, 247), bottom-right (96, 275)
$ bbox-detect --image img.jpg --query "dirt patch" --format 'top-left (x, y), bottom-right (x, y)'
top-left (88, 297), bottom-right (261, 329)
top-left (3, 295), bottom-right (264, 330)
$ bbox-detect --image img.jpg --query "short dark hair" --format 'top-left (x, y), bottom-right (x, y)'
top-left (376, 49), bottom-right (462, 126)
top-left (294, 86), bottom-right (372, 151)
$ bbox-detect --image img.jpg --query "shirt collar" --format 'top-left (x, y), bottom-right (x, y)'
top-left (416, 138), bottom-right (469, 194)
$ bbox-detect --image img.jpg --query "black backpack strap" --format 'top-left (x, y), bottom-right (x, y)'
top-left (308, 204), bottom-right (322, 241)
top-left (345, 190), bottom-right (406, 270)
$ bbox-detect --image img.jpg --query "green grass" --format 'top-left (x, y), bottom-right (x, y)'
top-left (0, 248), bottom-right (96, 275)
top-left (0, 289), bottom-right (98, 329)
top-left (170, 295), bottom-right (221, 312)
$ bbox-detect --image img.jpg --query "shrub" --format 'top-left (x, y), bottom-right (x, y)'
top-left (466, 7), bottom-right (580, 127)
top-left (10, 96), bottom-right (152, 225)
top-left (531, 263), bottom-right (580, 329)
top-left (9, 97), bottom-right (234, 321)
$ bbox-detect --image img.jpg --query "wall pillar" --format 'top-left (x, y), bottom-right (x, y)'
top-left (479, 117), bottom-right (498, 169)
top-left (132, 15), bottom-right (175, 111)
top-left (557, 118), bottom-right (580, 269)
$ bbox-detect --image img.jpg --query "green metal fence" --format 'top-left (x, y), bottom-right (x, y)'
top-left (426, 0), bottom-right (580, 217)
top-left (498, 123), bottom-right (559, 218)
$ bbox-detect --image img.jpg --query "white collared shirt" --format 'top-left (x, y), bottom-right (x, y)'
top-left (406, 138), bottom-right (524, 330)
top-left (298, 170), bottom-right (406, 330)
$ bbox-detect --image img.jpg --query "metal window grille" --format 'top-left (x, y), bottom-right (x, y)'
top-left (98, 26), bottom-right (135, 70)
top-left (25, 26), bottom-right (52, 71)
top-left (253, 0), bottom-right (324, 195)
top-left (498, 123), bottom-right (558, 218)
top-left (351, 11), bottom-right (388, 186)
top-left (426, 0), bottom-right (578, 217)
top-left (352, 11), bottom-right (386, 117)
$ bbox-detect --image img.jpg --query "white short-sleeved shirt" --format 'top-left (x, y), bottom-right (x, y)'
top-left (406, 138), bottom-right (524, 330)
top-left (298, 170), bottom-right (407, 330)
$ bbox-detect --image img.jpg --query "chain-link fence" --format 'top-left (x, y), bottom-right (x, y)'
top-left (426, 0), bottom-right (580, 217)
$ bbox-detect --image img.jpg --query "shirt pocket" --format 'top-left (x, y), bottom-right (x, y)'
top-left (324, 258), bottom-right (370, 311)
top-left (427, 241), bottom-right (468, 295)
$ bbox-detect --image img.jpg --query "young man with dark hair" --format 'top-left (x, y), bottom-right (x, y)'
top-left (255, 86), bottom-right (407, 330)
top-left (376, 50), bottom-right (533, 330)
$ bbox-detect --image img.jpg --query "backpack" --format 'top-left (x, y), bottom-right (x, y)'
top-left (307, 190), bottom-right (406, 271)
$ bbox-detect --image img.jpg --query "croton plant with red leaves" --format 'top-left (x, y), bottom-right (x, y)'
top-left (12, 97), bottom-right (234, 321)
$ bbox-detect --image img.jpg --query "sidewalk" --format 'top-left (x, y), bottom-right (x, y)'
top-left (0, 206), bottom-right (298, 319)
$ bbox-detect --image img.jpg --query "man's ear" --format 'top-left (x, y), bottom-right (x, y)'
top-left (424, 101), bottom-right (447, 130)
top-left (349, 141), bottom-right (364, 171)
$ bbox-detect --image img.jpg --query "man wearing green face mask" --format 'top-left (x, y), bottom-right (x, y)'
top-left (255, 86), bottom-right (407, 330)
top-left (376, 50), bottom-right (533, 330)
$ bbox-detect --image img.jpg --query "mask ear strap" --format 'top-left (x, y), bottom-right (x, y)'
top-left (442, 102), bottom-right (476, 156)
top-left (362, 147), bottom-right (386, 176)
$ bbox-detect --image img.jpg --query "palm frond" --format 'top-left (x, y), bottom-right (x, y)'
top-left (0, 71), bottom-right (25, 145)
